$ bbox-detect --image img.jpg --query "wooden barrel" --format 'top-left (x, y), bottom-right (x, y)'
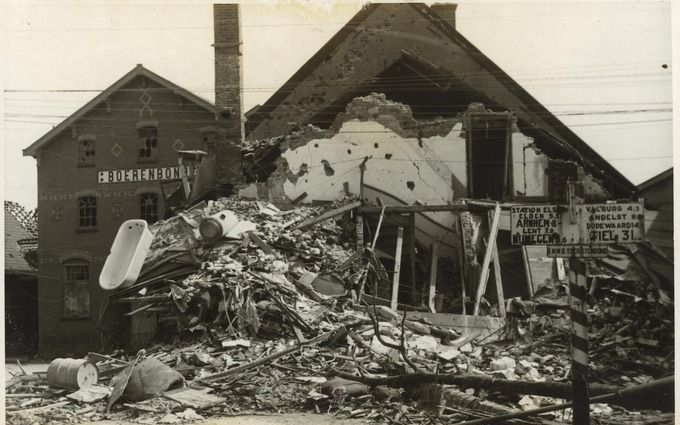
top-left (46, 358), bottom-right (98, 389)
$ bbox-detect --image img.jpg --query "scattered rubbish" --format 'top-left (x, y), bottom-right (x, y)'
top-left (7, 197), bottom-right (674, 425)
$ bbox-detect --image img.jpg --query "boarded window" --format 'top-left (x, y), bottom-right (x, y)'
top-left (138, 126), bottom-right (158, 162)
top-left (78, 139), bottom-right (96, 166)
top-left (140, 193), bottom-right (159, 224)
top-left (78, 196), bottom-right (97, 228)
top-left (63, 263), bottom-right (90, 318)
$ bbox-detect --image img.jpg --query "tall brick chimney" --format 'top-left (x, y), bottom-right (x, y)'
top-left (431, 3), bottom-right (457, 30)
top-left (213, 3), bottom-right (243, 185)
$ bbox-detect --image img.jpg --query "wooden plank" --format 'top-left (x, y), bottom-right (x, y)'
top-left (457, 214), bottom-right (468, 315)
top-left (473, 203), bottom-right (501, 316)
top-left (521, 246), bottom-right (534, 297)
top-left (428, 240), bottom-right (440, 313)
top-left (404, 312), bottom-right (505, 342)
top-left (360, 204), bottom-right (471, 214)
top-left (391, 227), bottom-right (404, 311)
top-left (355, 214), bottom-right (364, 251)
top-left (293, 201), bottom-right (361, 230)
top-left (371, 207), bottom-right (386, 250)
top-left (164, 387), bottom-right (226, 409)
top-left (247, 231), bottom-right (275, 255)
top-left (491, 242), bottom-right (505, 317)
top-left (488, 209), bottom-right (505, 318)
top-left (408, 213), bottom-right (417, 305)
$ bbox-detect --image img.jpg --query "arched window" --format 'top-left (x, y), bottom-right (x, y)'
top-left (78, 196), bottom-right (97, 228)
top-left (63, 260), bottom-right (90, 319)
top-left (140, 193), bottom-right (159, 224)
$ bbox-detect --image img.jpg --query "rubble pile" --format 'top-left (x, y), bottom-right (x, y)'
top-left (5, 198), bottom-right (675, 425)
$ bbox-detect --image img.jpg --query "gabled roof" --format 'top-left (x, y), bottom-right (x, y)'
top-left (5, 201), bottom-right (37, 274)
top-left (637, 168), bottom-right (673, 192)
top-left (23, 65), bottom-right (215, 157)
top-left (246, 2), bottom-right (636, 197)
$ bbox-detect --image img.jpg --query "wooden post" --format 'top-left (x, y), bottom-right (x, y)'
top-left (490, 242), bottom-right (505, 318)
top-left (487, 209), bottom-right (505, 317)
top-left (408, 212), bottom-right (417, 305)
top-left (391, 227), bottom-right (404, 311)
top-left (177, 157), bottom-right (191, 201)
top-left (457, 213), bottom-right (468, 314)
top-left (473, 203), bottom-right (501, 316)
top-left (569, 257), bottom-right (590, 425)
top-left (521, 246), bottom-right (534, 297)
top-left (428, 240), bottom-right (440, 313)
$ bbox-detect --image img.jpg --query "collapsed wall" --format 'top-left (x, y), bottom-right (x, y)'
top-left (242, 93), bottom-right (610, 208)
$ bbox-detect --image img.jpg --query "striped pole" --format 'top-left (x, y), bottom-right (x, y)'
top-left (568, 257), bottom-right (590, 424)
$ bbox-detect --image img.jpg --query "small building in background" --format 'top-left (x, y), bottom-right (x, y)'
top-left (5, 201), bottom-right (39, 357)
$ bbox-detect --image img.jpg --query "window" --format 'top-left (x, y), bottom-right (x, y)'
top-left (138, 126), bottom-right (158, 162)
top-left (78, 138), bottom-right (96, 166)
top-left (63, 262), bottom-right (90, 319)
top-left (78, 196), bottom-right (97, 228)
top-left (140, 193), bottom-right (159, 224)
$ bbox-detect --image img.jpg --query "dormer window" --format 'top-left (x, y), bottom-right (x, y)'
top-left (137, 121), bottom-right (158, 162)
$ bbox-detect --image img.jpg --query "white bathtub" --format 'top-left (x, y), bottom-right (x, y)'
top-left (99, 219), bottom-right (153, 290)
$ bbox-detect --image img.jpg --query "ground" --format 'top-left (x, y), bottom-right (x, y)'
top-left (82, 413), bottom-right (366, 425)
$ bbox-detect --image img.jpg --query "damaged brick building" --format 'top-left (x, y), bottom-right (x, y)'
top-left (239, 3), bottom-right (638, 313)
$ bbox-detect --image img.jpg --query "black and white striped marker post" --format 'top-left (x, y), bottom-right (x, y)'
top-left (568, 257), bottom-right (590, 424)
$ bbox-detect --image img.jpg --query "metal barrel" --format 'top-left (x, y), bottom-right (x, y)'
top-left (46, 358), bottom-right (98, 389)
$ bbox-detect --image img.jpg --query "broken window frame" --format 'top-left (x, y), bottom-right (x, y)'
top-left (77, 136), bottom-right (96, 167)
top-left (137, 123), bottom-right (159, 163)
top-left (465, 109), bottom-right (513, 202)
top-left (139, 192), bottom-right (159, 224)
top-left (78, 196), bottom-right (97, 229)
top-left (62, 262), bottom-right (90, 319)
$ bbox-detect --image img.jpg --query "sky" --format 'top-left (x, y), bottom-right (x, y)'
top-left (2, 0), bottom-right (674, 210)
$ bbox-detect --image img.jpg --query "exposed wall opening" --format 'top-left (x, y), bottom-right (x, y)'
top-left (467, 111), bottom-right (512, 201)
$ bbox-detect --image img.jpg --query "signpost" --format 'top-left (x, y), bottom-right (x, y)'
top-left (511, 198), bottom-right (645, 424)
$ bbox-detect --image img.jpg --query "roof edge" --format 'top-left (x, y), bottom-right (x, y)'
top-left (23, 65), bottom-right (215, 157)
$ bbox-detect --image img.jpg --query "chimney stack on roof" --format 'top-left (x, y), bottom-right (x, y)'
top-left (431, 3), bottom-right (457, 30)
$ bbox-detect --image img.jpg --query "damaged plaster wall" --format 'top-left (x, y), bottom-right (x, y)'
top-left (512, 134), bottom-right (548, 197)
top-left (282, 118), bottom-right (466, 204)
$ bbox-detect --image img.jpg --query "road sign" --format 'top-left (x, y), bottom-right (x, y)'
top-left (510, 205), bottom-right (562, 245)
top-left (547, 245), bottom-right (608, 258)
top-left (562, 202), bottom-right (644, 245)
top-left (511, 202), bottom-right (644, 246)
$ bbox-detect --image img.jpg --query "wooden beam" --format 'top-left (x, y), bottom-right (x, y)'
top-left (408, 213), bottom-right (417, 305)
top-left (355, 214), bottom-right (364, 251)
top-left (457, 214), bottom-right (468, 315)
top-left (360, 204), bottom-right (471, 214)
top-left (428, 240), bottom-right (440, 313)
top-left (488, 210), bottom-right (505, 318)
top-left (293, 201), bottom-right (361, 230)
top-left (391, 227), bottom-right (404, 311)
top-left (371, 206), bottom-right (386, 250)
top-left (521, 246), bottom-right (534, 297)
top-left (473, 203), bottom-right (501, 316)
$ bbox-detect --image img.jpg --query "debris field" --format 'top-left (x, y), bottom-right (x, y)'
top-left (5, 197), bottom-right (674, 425)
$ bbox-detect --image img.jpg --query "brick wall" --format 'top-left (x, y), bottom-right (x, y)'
top-left (35, 74), bottom-right (215, 356)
